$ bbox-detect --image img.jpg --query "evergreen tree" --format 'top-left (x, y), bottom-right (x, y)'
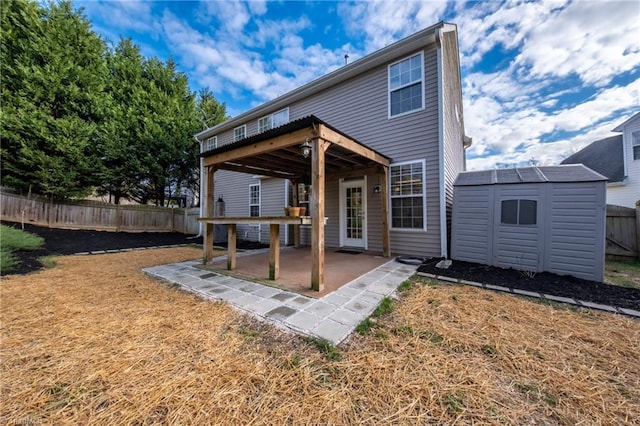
top-left (1, 0), bottom-right (108, 199)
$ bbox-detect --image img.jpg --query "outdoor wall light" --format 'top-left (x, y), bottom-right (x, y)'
top-left (300, 139), bottom-right (312, 158)
top-left (373, 185), bottom-right (381, 194)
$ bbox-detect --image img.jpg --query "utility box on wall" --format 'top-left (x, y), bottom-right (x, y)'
top-left (451, 165), bottom-right (607, 282)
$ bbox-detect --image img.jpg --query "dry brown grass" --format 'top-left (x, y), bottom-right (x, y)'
top-left (1, 249), bottom-right (639, 425)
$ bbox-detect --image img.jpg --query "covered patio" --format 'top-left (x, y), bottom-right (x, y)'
top-left (199, 116), bottom-right (391, 291)
top-left (200, 246), bottom-right (391, 298)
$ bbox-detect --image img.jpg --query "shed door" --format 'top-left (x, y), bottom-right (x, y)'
top-left (492, 185), bottom-right (543, 272)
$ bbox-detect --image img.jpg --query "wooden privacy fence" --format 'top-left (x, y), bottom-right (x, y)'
top-left (606, 203), bottom-right (640, 260)
top-left (0, 191), bottom-right (200, 234)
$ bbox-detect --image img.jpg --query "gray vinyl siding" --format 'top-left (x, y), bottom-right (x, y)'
top-left (451, 186), bottom-right (493, 264)
top-left (206, 44), bottom-right (446, 257)
top-left (213, 170), bottom-right (261, 241)
top-left (441, 30), bottom-right (466, 255)
top-left (292, 47), bottom-right (441, 257)
top-left (258, 178), bottom-right (288, 244)
top-left (544, 182), bottom-right (606, 281)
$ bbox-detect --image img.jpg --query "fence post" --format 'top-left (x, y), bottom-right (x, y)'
top-left (116, 203), bottom-right (121, 232)
top-left (47, 195), bottom-right (54, 228)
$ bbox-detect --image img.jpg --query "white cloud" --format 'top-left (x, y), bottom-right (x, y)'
top-left (337, 0), bottom-right (448, 52)
top-left (514, 0), bottom-right (640, 85)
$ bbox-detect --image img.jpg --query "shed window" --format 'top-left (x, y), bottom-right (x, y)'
top-left (501, 199), bottom-right (537, 225)
top-left (390, 160), bottom-right (426, 230)
top-left (388, 53), bottom-right (424, 118)
top-left (632, 130), bottom-right (640, 160)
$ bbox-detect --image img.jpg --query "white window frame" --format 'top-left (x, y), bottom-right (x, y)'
top-left (389, 159), bottom-right (427, 231)
top-left (234, 125), bottom-right (246, 142)
top-left (632, 130), bottom-right (640, 161)
top-left (249, 183), bottom-right (260, 217)
top-left (258, 108), bottom-right (289, 133)
top-left (205, 136), bottom-right (217, 151)
top-left (388, 52), bottom-right (425, 119)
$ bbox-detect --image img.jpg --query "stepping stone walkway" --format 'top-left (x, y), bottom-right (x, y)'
top-left (144, 259), bottom-right (417, 345)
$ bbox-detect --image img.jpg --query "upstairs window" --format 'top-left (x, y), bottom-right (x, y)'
top-left (388, 53), bottom-right (424, 118)
top-left (501, 199), bottom-right (537, 225)
top-left (205, 136), bottom-right (217, 151)
top-left (258, 108), bottom-right (289, 133)
top-left (390, 160), bottom-right (426, 230)
top-left (234, 125), bottom-right (246, 142)
top-left (249, 184), bottom-right (260, 217)
top-left (632, 130), bottom-right (640, 160)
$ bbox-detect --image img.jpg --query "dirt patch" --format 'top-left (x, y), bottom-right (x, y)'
top-left (1, 221), bottom-right (267, 275)
top-left (417, 258), bottom-right (640, 311)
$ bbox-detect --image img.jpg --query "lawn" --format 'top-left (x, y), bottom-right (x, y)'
top-left (0, 225), bottom-right (44, 273)
top-left (1, 247), bottom-right (639, 424)
top-left (606, 259), bottom-right (640, 289)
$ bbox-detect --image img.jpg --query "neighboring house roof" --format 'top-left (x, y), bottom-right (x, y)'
top-left (195, 21), bottom-right (456, 141)
top-left (612, 111), bottom-right (640, 132)
top-left (454, 164), bottom-right (607, 186)
top-left (560, 135), bottom-right (624, 183)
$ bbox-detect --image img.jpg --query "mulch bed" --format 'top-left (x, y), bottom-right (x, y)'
top-left (1, 221), bottom-right (267, 276)
top-left (417, 258), bottom-right (640, 311)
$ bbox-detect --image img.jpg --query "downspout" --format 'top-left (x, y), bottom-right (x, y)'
top-left (435, 27), bottom-right (448, 258)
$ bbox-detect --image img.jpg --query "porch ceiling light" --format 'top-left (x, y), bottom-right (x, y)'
top-left (300, 139), bottom-right (312, 158)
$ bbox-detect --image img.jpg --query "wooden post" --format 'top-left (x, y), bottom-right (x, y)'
top-left (204, 166), bottom-right (215, 263)
top-left (311, 138), bottom-right (328, 291)
top-left (227, 224), bottom-right (236, 270)
top-left (380, 165), bottom-right (391, 257)
top-left (269, 224), bottom-right (280, 280)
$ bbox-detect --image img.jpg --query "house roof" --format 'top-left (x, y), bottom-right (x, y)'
top-left (454, 164), bottom-right (608, 186)
top-left (560, 135), bottom-right (624, 183)
top-left (613, 111), bottom-right (640, 132)
top-left (195, 21), bottom-right (456, 141)
top-left (200, 115), bottom-right (390, 180)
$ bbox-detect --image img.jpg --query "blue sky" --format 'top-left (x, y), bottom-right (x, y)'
top-left (76, 0), bottom-right (640, 170)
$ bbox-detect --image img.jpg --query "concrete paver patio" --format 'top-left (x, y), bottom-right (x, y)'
top-left (144, 249), bottom-right (417, 344)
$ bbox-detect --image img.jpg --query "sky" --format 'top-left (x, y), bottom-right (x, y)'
top-left (76, 0), bottom-right (640, 171)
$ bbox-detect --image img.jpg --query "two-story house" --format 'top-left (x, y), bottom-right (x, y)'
top-left (195, 22), bottom-right (470, 290)
top-left (562, 111), bottom-right (640, 208)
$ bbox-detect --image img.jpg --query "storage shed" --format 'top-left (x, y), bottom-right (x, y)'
top-left (451, 165), bottom-right (607, 282)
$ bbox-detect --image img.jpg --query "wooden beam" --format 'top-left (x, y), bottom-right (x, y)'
top-left (227, 224), bottom-right (237, 270)
top-left (215, 162), bottom-right (296, 179)
top-left (380, 165), bottom-right (391, 257)
top-left (327, 166), bottom-right (381, 181)
top-left (269, 224), bottom-right (280, 280)
top-left (317, 124), bottom-right (390, 166)
top-left (203, 127), bottom-right (314, 167)
top-left (311, 138), bottom-right (329, 291)
top-left (204, 166), bottom-right (215, 263)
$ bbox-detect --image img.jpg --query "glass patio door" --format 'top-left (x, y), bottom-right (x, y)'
top-left (340, 178), bottom-right (367, 248)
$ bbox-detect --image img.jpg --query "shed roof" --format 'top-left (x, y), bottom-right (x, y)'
top-left (454, 164), bottom-right (608, 186)
top-left (560, 135), bottom-right (624, 183)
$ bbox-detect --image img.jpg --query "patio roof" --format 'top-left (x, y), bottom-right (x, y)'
top-left (200, 115), bottom-right (392, 292)
top-left (200, 115), bottom-right (391, 180)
